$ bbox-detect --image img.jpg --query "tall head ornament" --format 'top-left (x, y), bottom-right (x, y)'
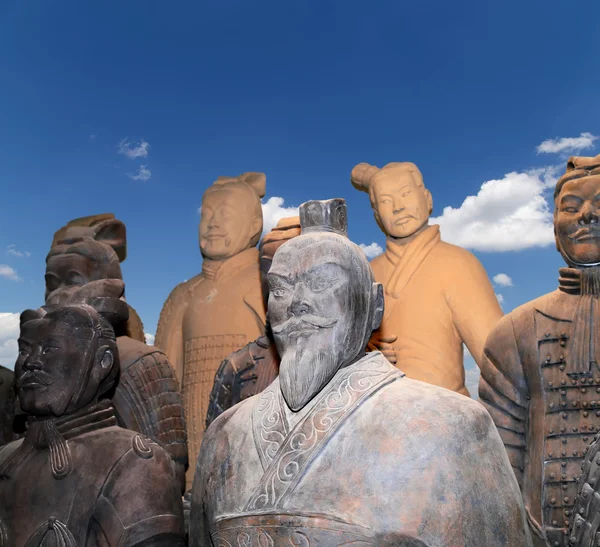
top-left (351, 162), bottom-right (432, 239)
top-left (268, 198), bottom-right (384, 411)
top-left (199, 172), bottom-right (266, 260)
top-left (554, 154), bottom-right (600, 267)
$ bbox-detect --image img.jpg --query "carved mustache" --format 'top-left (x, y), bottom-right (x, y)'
top-left (16, 370), bottom-right (55, 389)
top-left (272, 315), bottom-right (338, 335)
top-left (569, 227), bottom-right (600, 241)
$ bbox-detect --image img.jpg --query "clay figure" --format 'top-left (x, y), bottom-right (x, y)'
top-left (0, 304), bottom-right (185, 546)
top-left (156, 172), bottom-right (267, 489)
top-left (351, 161), bottom-right (502, 395)
top-left (205, 216), bottom-right (301, 428)
top-left (45, 214), bottom-right (188, 491)
top-left (190, 198), bottom-right (532, 547)
top-left (479, 154), bottom-right (600, 547)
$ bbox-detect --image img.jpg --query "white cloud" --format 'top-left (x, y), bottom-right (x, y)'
top-left (431, 167), bottom-right (560, 252)
top-left (537, 132), bottom-right (598, 155)
top-left (0, 265), bottom-right (21, 282)
top-left (261, 197), bottom-right (299, 234)
top-left (118, 138), bottom-right (150, 159)
top-left (465, 365), bottom-right (480, 401)
top-left (493, 273), bottom-right (513, 287)
top-left (496, 293), bottom-right (504, 304)
top-left (6, 245), bottom-right (30, 258)
top-left (128, 164), bottom-right (151, 182)
top-left (0, 312), bottom-right (20, 370)
top-left (145, 333), bottom-right (155, 346)
top-left (359, 242), bottom-right (383, 259)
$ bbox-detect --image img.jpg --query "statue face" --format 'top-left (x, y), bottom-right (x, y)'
top-left (371, 170), bottom-right (430, 238)
top-left (199, 188), bottom-right (260, 260)
top-left (555, 176), bottom-right (600, 265)
top-left (15, 318), bottom-right (84, 416)
top-left (45, 253), bottom-right (104, 302)
top-left (268, 241), bottom-right (354, 411)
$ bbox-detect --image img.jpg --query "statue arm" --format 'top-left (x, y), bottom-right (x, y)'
top-left (447, 251), bottom-right (504, 369)
top-left (113, 340), bottom-right (188, 493)
top-left (93, 441), bottom-right (186, 547)
top-left (155, 283), bottom-right (190, 383)
top-left (478, 314), bottom-right (529, 486)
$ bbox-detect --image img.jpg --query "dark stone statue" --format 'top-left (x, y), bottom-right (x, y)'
top-left (0, 304), bottom-right (185, 546)
top-left (44, 214), bottom-right (188, 491)
top-left (205, 216), bottom-right (301, 428)
top-left (190, 198), bottom-right (532, 546)
top-left (479, 154), bottom-right (600, 547)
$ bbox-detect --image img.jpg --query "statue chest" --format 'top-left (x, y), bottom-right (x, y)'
top-left (0, 442), bottom-right (118, 547)
top-left (535, 312), bottom-right (600, 546)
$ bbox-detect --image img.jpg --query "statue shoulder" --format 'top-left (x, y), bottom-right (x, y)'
top-left (165, 274), bottom-right (204, 303)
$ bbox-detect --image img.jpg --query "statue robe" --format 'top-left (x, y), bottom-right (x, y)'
top-left (370, 225), bottom-right (502, 396)
top-left (479, 270), bottom-right (600, 547)
top-left (191, 352), bottom-right (532, 547)
top-left (0, 400), bottom-right (185, 547)
top-left (156, 247), bottom-right (266, 489)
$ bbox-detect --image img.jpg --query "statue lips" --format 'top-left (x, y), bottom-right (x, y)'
top-left (393, 215), bottom-right (415, 226)
top-left (570, 228), bottom-right (600, 242)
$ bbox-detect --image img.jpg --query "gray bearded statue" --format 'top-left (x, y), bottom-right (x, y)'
top-left (190, 198), bottom-right (532, 546)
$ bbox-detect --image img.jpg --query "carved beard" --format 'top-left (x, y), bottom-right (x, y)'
top-left (279, 341), bottom-right (340, 412)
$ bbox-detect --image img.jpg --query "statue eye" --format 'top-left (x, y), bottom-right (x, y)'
top-left (309, 278), bottom-right (332, 292)
top-left (42, 347), bottom-right (57, 355)
top-left (271, 287), bottom-right (288, 298)
top-left (563, 207), bottom-right (578, 213)
top-left (18, 349), bottom-right (28, 358)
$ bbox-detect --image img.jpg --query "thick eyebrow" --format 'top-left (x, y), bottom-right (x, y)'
top-left (267, 271), bottom-right (293, 284)
top-left (302, 262), bottom-right (348, 278)
top-left (560, 194), bottom-right (583, 204)
top-left (17, 338), bottom-right (32, 347)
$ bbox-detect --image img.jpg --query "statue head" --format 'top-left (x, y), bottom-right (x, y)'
top-left (45, 214), bottom-right (125, 304)
top-left (268, 198), bottom-right (384, 411)
top-left (351, 162), bottom-right (433, 240)
top-left (258, 216), bottom-right (301, 307)
top-left (15, 305), bottom-right (119, 418)
top-left (199, 172), bottom-right (266, 260)
top-left (554, 154), bottom-right (600, 267)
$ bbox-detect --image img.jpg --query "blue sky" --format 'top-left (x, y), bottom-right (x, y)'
top-left (1, 1), bottom-right (599, 396)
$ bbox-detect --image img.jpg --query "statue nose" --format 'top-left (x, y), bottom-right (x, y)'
top-left (578, 206), bottom-right (599, 225)
top-left (288, 285), bottom-right (311, 316)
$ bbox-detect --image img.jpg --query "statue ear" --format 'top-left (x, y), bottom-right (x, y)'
top-left (371, 283), bottom-right (384, 331)
top-left (95, 346), bottom-right (114, 375)
top-left (241, 172), bottom-right (266, 199)
top-left (424, 188), bottom-right (433, 216)
top-left (94, 219), bottom-right (127, 262)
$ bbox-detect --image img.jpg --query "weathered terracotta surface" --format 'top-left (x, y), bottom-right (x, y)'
top-left (205, 216), bottom-right (301, 428)
top-left (479, 154), bottom-right (600, 547)
top-left (45, 214), bottom-right (188, 492)
top-left (351, 162), bottom-right (503, 395)
top-left (156, 172), bottom-right (267, 489)
top-left (0, 305), bottom-right (185, 546)
top-left (191, 198), bottom-right (532, 547)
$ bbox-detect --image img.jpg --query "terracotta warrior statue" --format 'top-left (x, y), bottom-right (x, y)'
top-left (205, 216), bottom-right (301, 428)
top-left (479, 154), bottom-right (600, 547)
top-left (190, 198), bottom-right (532, 546)
top-left (351, 162), bottom-right (502, 395)
top-left (44, 214), bottom-right (188, 491)
top-left (156, 172), bottom-right (267, 488)
top-left (0, 304), bottom-right (186, 546)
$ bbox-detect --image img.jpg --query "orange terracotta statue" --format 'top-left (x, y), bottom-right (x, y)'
top-left (351, 161), bottom-right (502, 396)
top-left (156, 172), bottom-right (267, 488)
